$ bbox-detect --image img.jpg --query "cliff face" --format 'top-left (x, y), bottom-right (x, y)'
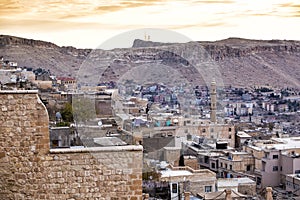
top-left (1, 35), bottom-right (300, 88)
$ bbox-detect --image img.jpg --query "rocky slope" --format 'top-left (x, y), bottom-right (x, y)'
top-left (1, 35), bottom-right (300, 89)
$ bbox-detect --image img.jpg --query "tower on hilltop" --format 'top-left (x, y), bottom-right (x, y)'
top-left (210, 80), bottom-right (217, 123)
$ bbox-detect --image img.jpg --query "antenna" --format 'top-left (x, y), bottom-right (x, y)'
top-left (144, 32), bottom-right (151, 41)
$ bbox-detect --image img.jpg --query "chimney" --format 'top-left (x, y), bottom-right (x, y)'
top-left (266, 187), bottom-right (273, 200)
top-left (225, 189), bottom-right (232, 200)
top-left (184, 191), bottom-right (190, 200)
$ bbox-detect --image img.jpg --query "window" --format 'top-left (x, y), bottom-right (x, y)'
top-left (229, 135), bottom-right (232, 139)
top-left (230, 165), bottom-right (232, 170)
top-left (220, 163), bottom-right (223, 168)
top-left (273, 166), bottom-right (278, 171)
top-left (246, 165), bottom-right (251, 171)
top-left (205, 186), bottom-right (212, 193)
top-left (295, 170), bottom-right (300, 174)
top-left (211, 163), bottom-right (215, 169)
top-left (172, 183), bottom-right (178, 193)
top-left (211, 128), bottom-right (214, 132)
top-left (225, 164), bottom-right (228, 169)
top-left (202, 129), bottom-right (206, 133)
top-left (204, 156), bottom-right (209, 164)
top-left (257, 177), bottom-right (261, 185)
top-left (273, 155), bottom-right (279, 159)
top-left (264, 153), bottom-right (269, 158)
top-left (229, 128), bottom-right (232, 132)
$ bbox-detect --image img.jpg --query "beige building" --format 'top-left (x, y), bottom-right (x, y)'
top-left (244, 137), bottom-right (300, 188)
top-left (218, 151), bottom-right (255, 178)
top-left (159, 165), bottom-right (217, 196)
top-left (286, 174), bottom-right (300, 196)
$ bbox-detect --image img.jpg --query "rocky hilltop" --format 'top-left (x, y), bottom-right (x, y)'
top-left (1, 35), bottom-right (300, 89)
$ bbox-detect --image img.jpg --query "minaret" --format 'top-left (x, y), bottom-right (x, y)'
top-left (210, 80), bottom-right (217, 123)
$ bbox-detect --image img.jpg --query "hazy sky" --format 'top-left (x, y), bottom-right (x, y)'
top-left (1, 0), bottom-right (300, 49)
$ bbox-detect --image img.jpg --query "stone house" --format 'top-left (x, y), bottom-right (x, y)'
top-left (158, 165), bottom-right (217, 196)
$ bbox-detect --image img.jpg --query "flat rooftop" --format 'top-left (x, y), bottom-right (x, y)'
top-left (160, 169), bottom-right (193, 178)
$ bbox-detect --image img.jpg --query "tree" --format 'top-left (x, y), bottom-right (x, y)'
top-left (61, 102), bottom-right (73, 122)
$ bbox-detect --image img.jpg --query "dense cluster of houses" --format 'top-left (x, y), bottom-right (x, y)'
top-left (1, 55), bottom-right (300, 199)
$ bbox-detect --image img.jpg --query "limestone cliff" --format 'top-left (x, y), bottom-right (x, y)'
top-left (1, 35), bottom-right (300, 88)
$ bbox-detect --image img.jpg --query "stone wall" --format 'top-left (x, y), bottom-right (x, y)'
top-left (0, 90), bottom-right (143, 200)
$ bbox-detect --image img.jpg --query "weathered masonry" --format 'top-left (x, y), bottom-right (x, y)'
top-left (0, 90), bottom-right (143, 200)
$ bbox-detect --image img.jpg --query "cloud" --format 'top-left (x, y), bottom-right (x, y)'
top-left (191, 0), bottom-right (234, 4)
top-left (277, 2), bottom-right (300, 17)
top-left (167, 22), bottom-right (228, 29)
top-left (93, 0), bottom-right (163, 13)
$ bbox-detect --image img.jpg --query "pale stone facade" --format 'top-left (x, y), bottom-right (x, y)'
top-left (0, 90), bottom-right (143, 200)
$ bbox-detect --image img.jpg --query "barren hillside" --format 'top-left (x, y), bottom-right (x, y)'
top-left (1, 35), bottom-right (300, 89)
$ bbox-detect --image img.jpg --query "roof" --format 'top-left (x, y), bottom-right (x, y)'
top-left (286, 174), bottom-right (300, 180)
top-left (237, 131), bottom-right (252, 138)
top-left (160, 168), bottom-right (193, 178)
top-left (57, 77), bottom-right (76, 81)
top-left (198, 190), bottom-right (246, 200)
top-left (237, 177), bottom-right (256, 184)
top-left (249, 137), bottom-right (300, 151)
top-left (217, 179), bottom-right (238, 188)
top-left (93, 137), bottom-right (127, 146)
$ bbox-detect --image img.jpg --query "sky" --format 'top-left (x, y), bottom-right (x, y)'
top-left (1, 0), bottom-right (300, 49)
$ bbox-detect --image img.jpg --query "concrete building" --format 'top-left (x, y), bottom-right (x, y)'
top-left (285, 174), bottom-right (300, 196)
top-left (217, 178), bottom-right (256, 196)
top-left (218, 151), bottom-right (255, 179)
top-left (244, 137), bottom-right (300, 188)
top-left (159, 165), bottom-right (217, 196)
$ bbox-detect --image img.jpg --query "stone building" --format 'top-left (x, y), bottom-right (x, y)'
top-left (158, 165), bottom-right (217, 196)
top-left (285, 174), bottom-right (300, 196)
top-left (0, 90), bottom-right (143, 200)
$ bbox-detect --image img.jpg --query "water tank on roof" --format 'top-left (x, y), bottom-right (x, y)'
top-left (159, 161), bottom-right (168, 170)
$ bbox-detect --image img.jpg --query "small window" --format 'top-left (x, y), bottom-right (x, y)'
top-left (273, 155), bottom-right (279, 159)
top-left (204, 156), bottom-right (209, 164)
top-left (225, 164), bottom-right (228, 169)
top-left (220, 163), bottom-right (223, 168)
top-left (257, 177), bottom-right (261, 185)
top-left (229, 128), bottom-right (232, 132)
top-left (205, 186), bottom-right (212, 193)
top-left (230, 165), bottom-right (232, 170)
top-left (246, 165), bottom-right (251, 171)
top-left (202, 129), bottom-right (206, 133)
top-left (211, 163), bottom-right (215, 169)
top-left (229, 135), bottom-right (232, 139)
top-left (172, 183), bottom-right (178, 193)
top-left (273, 166), bottom-right (278, 171)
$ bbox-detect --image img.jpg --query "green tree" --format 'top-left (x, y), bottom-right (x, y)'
top-left (61, 102), bottom-right (73, 122)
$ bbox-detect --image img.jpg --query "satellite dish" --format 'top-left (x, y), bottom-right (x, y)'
top-left (98, 120), bottom-right (102, 127)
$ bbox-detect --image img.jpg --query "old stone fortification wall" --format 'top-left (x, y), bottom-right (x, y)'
top-left (0, 91), bottom-right (143, 200)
